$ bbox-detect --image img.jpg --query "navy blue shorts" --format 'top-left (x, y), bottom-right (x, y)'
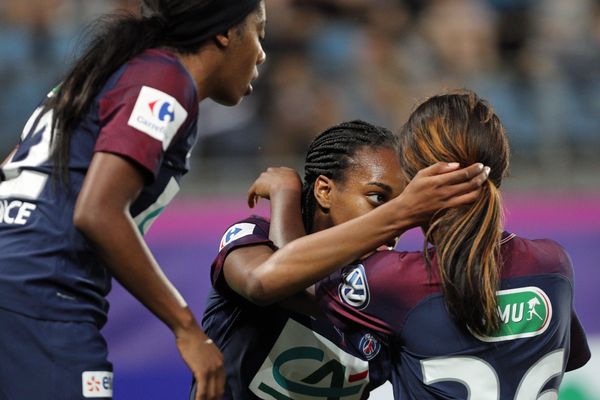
top-left (0, 307), bottom-right (113, 399)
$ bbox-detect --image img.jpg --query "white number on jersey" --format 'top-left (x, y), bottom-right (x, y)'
top-left (0, 104), bottom-right (53, 200)
top-left (421, 348), bottom-right (565, 399)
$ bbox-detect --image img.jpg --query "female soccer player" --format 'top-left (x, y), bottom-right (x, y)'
top-left (0, 1), bottom-right (266, 399)
top-left (197, 120), bottom-right (490, 399)
top-left (316, 91), bottom-right (591, 399)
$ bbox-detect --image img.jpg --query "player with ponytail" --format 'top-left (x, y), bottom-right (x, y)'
top-left (200, 119), bottom-right (489, 398)
top-left (315, 90), bottom-right (590, 399)
top-left (398, 91), bottom-right (508, 336)
top-left (0, 1), bottom-right (266, 399)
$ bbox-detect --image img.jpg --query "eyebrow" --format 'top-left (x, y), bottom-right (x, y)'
top-left (366, 182), bottom-right (393, 193)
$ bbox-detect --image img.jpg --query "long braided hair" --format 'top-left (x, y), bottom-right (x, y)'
top-left (301, 120), bottom-right (400, 233)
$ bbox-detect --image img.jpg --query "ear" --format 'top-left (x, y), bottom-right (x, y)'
top-left (215, 31), bottom-right (231, 48)
top-left (314, 175), bottom-right (334, 212)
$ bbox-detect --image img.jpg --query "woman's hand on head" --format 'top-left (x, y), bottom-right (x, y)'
top-left (398, 162), bottom-right (489, 226)
top-left (247, 167), bottom-right (302, 208)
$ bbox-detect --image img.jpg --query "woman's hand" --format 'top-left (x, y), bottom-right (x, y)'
top-left (247, 167), bottom-right (302, 208)
top-left (396, 162), bottom-right (490, 227)
top-left (176, 323), bottom-right (225, 400)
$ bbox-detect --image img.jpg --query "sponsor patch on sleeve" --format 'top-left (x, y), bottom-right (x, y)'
top-left (219, 223), bottom-right (257, 250)
top-left (127, 86), bottom-right (188, 150)
top-left (339, 264), bottom-right (370, 310)
top-left (82, 371), bottom-right (113, 398)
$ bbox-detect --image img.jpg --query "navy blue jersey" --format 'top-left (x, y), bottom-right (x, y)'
top-left (201, 216), bottom-right (391, 400)
top-left (0, 48), bottom-right (198, 326)
top-left (317, 233), bottom-right (591, 399)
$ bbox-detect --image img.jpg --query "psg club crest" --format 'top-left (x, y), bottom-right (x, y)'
top-left (339, 264), bottom-right (370, 309)
top-left (358, 333), bottom-right (381, 360)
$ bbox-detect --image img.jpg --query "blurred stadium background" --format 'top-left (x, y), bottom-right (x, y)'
top-left (1, 0), bottom-right (598, 398)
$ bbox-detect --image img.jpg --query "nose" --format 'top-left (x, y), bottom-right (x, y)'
top-left (257, 47), bottom-right (266, 66)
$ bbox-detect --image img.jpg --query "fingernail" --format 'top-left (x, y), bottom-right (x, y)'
top-left (448, 162), bottom-right (460, 168)
top-left (484, 166), bottom-right (491, 176)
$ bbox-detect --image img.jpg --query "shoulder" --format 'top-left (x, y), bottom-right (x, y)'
top-left (125, 49), bottom-right (195, 90)
top-left (218, 215), bottom-right (271, 251)
top-left (502, 234), bottom-right (573, 280)
top-left (102, 48), bottom-right (198, 111)
top-left (329, 250), bottom-right (436, 331)
top-left (360, 250), bottom-right (430, 288)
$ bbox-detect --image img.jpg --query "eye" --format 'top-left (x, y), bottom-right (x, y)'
top-left (366, 193), bottom-right (387, 206)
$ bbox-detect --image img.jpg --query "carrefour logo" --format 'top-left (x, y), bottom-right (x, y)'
top-left (219, 223), bottom-right (256, 250)
top-left (127, 86), bottom-right (188, 150)
top-left (148, 99), bottom-right (175, 122)
top-left (339, 264), bottom-right (370, 309)
top-left (472, 286), bottom-right (552, 342)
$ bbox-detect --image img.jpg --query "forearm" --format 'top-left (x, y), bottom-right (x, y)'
top-left (246, 194), bottom-right (417, 303)
top-left (77, 210), bottom-right (195, 333)
top-left (268, 188), bottom-right (314, 313)
top-left (268, 189), bottom-right (305, 248)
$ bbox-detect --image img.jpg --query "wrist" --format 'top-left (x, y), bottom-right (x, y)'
top-left (270, 186), bottom-right (302, 203)
top-left (170, 308), bottom-right (199, 337)
top-left (388, 194), bottom-right (420, 232)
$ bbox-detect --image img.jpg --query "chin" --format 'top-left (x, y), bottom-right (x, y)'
top-left (211, 94), bottom-right (243, 107)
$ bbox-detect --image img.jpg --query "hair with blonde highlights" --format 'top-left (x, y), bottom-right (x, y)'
top-left (399, 90), bottom-right (509, 336)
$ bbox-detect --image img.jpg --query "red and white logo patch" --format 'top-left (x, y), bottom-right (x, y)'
top-left (82, 371), bottom-right (113, 398)
top-left (127, 86), bottom-right (188, 150)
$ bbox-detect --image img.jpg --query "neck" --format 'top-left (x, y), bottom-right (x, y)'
top-left (311, 211), bottom-right (333, 234)
top-left (175, 47), bottom-right (222, 101)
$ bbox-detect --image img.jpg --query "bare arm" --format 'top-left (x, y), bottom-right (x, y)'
top-left (247, 167), bottom-right (306, 248)
top-left (74, 152), bottom-right (223, 400)
top-left (253, 169), bottom-right (322, 315)
top-left (224, 168), bottom-right (312, 306)
top-left (229, 162), bottom-right (488, 306)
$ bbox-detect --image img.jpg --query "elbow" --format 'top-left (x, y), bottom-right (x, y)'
top-left (73, 203), bottom-right (109, 238)
top-left (73, 205), bottom-right (92, 233)
top-left (243, 272), bottom-right (279, 307)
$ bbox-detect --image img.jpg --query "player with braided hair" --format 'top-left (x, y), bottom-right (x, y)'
top-left (300, 120), bottom-right (402, 233)
top-left (197, 119), bottom-right (489, 399)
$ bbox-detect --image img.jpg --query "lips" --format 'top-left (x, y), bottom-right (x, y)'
top-left (245, 72), bottom-right (259, 96)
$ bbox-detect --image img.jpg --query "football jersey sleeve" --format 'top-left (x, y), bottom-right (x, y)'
top-left (211, 216), bottom-right (275, 294)
top-left (94, 52), bottom-right (197, 180)
top-left (316, 250), bottom-right (418, 337)
top-left (566, 311), bottom-right (591, 371)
